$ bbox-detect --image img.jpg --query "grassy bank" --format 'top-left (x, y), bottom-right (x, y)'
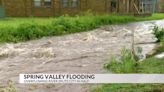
top-left (94, 57), bottom-right (164, 92)
top-left (94, 55), bottom-right (164, 92)
top-left (93, 84), bottom-right (164, 92)
top-left (154, 27), bottom-right (164, 54)
top-left (0, 13), bottom-right (164, 43)
top-left (93, 27), bottom-right (164, 92)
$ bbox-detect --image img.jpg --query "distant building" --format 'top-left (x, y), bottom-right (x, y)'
top-left (0, 0), bottom-right (162, 17)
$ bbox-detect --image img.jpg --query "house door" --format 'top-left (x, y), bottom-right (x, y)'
top-left (32, 0), bottom-right (54, 17)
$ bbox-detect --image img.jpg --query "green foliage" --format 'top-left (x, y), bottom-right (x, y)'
top-left (137, 57), bottom-right (164, 73)
top-left (104, 48), bottom-right (137, 73)
top-left (92, 84), bottom-right (164, 92)
top-left (136, 13), bottom-right (164, 21)
top-left (162, 4), bottom-right (164, 8)
top-left (154, 40), bottom-right (164, 54)
top-left (15, 23), bottom-right (45, 41)
top-left (3, 80), bottom-right (17, 92)
top-left (105, 49), bottom-right (164, 73)
top-left (96, 47), bottom-right (164, 92)
top-left (0, 14), bottom-right (163, 43)
top-left (152, 27), bottom-right (164, 54)
top-left (99, 27), bottom-right (164, 92)
top-left (94, 56), bottom-right (164, 92)
top-left (153, 26), bottom-right (164, 42)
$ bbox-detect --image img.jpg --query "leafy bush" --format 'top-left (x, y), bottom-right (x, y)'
top-left (92, 84), bottom-right (164, 92)
top-left (0, 15), bottom-right (137, 43)
top-left (153, 26), bottom-right (164, 42)
top-left (137, 57), bottom-right (164, 73)
top-left (98, 26), bottom-right (164, 92)
top-left (0, 14), bottom-right (164, 43)
top-left (152, 27), bottom-right (164, 54)
top-left (104, 48), bottom-right (137, 73)
top-left (16, 24), bottom-right (45, 41)
top-left (3, 80), bottom-right (17, 92)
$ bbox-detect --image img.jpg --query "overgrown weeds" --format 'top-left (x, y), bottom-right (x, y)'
top-left (104, 48), bottom-right (137, 73)
top-left (104, 27), bottom-right (164, 73)
top-left (92, 84), bottom-right (164, 92)
top-left (0, 13), bottom-right (164, 43)
top-left (153, 26), bottom-right (164, 42)
top-left (3, 80), bottom-right (17, 92)
top-left (153, 27), bottom-right (164, 54)
top-left (96, 26), bottom-right (164, 92)
top-left (0, 15), bottom-right (136, 43)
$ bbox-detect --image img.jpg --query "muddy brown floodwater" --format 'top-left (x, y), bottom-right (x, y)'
top-left (0, 20), bottom-right (164, 92)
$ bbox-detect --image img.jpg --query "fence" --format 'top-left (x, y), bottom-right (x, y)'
top-left (139, 0), bottom-right (158, 13)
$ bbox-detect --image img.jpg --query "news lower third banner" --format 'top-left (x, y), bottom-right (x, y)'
top-left (19, 74), bottom-right (164, 84)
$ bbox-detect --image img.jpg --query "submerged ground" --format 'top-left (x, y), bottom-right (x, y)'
top-left (0, 20), bottom-right (164, 92)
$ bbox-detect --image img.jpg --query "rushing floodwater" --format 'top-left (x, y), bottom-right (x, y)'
top-left (0, 20), bottom-right (164, 92)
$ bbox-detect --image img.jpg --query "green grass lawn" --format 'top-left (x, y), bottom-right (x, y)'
top-left (93, 56), bottom-right (164, 92)
top-left (93, 84), bottom-right (164, 92)
top-left (94, 55), bottom-right (164, 92)
top-left (93, 27), bottom-right (164, 92)
top-left (137, 57), bottom-right (164, 73)
top-left (0, 13), bottom-right (164, 43)
top-left (0, 13), bottom-right (164, 27)
top-left (136, 13), bottom-right (164, 21)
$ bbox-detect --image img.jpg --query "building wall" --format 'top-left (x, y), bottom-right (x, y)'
top-left (117, 0), bottom-right (138, 14)
top-left (2, 0), bottom-right (139, 17)
top-left (27, 0), bottom-right (56, 17)
top-left (3, 0), bottom-right (26, 16)
top-left (86, 0), bottom-right (107, 14)
top-left (59, 0), bottom-right (80, 16)
top-left (158, 0), bottom-right (164, 12)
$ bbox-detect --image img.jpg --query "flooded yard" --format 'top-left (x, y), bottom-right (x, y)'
top-left (0, 20), bottom-right (164, 92)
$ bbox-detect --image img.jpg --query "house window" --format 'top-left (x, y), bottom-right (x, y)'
top-left (62, 0), bottom-right (78, 8)
top-left (44, 0), bottom-right (52, 7)
top-left (72, 0), bottom-right (78, 7)
top-left (34, 0), bottom-right (41, 7)
top-left (62, 0), bottom-right (68, 7)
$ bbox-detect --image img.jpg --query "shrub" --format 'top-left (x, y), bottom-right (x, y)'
top-left (0, 14), bottom-right (163, 43)
top-left (153, 26), bottom-right (164, 42)
top-left (104, 48), bottom-right (137, 73)
top-left (0, 27), bottom-right (16, 43)
top-left (152, 26), bottom-right (164, 54)
top-left (137, 57), bottom-right (164, 73)
top-left (3, 80), bottom-right (17, 92)
top-left (92, 84), bottom-right (164, 92)
top-left (15, 23), bottom-right (45, 41)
